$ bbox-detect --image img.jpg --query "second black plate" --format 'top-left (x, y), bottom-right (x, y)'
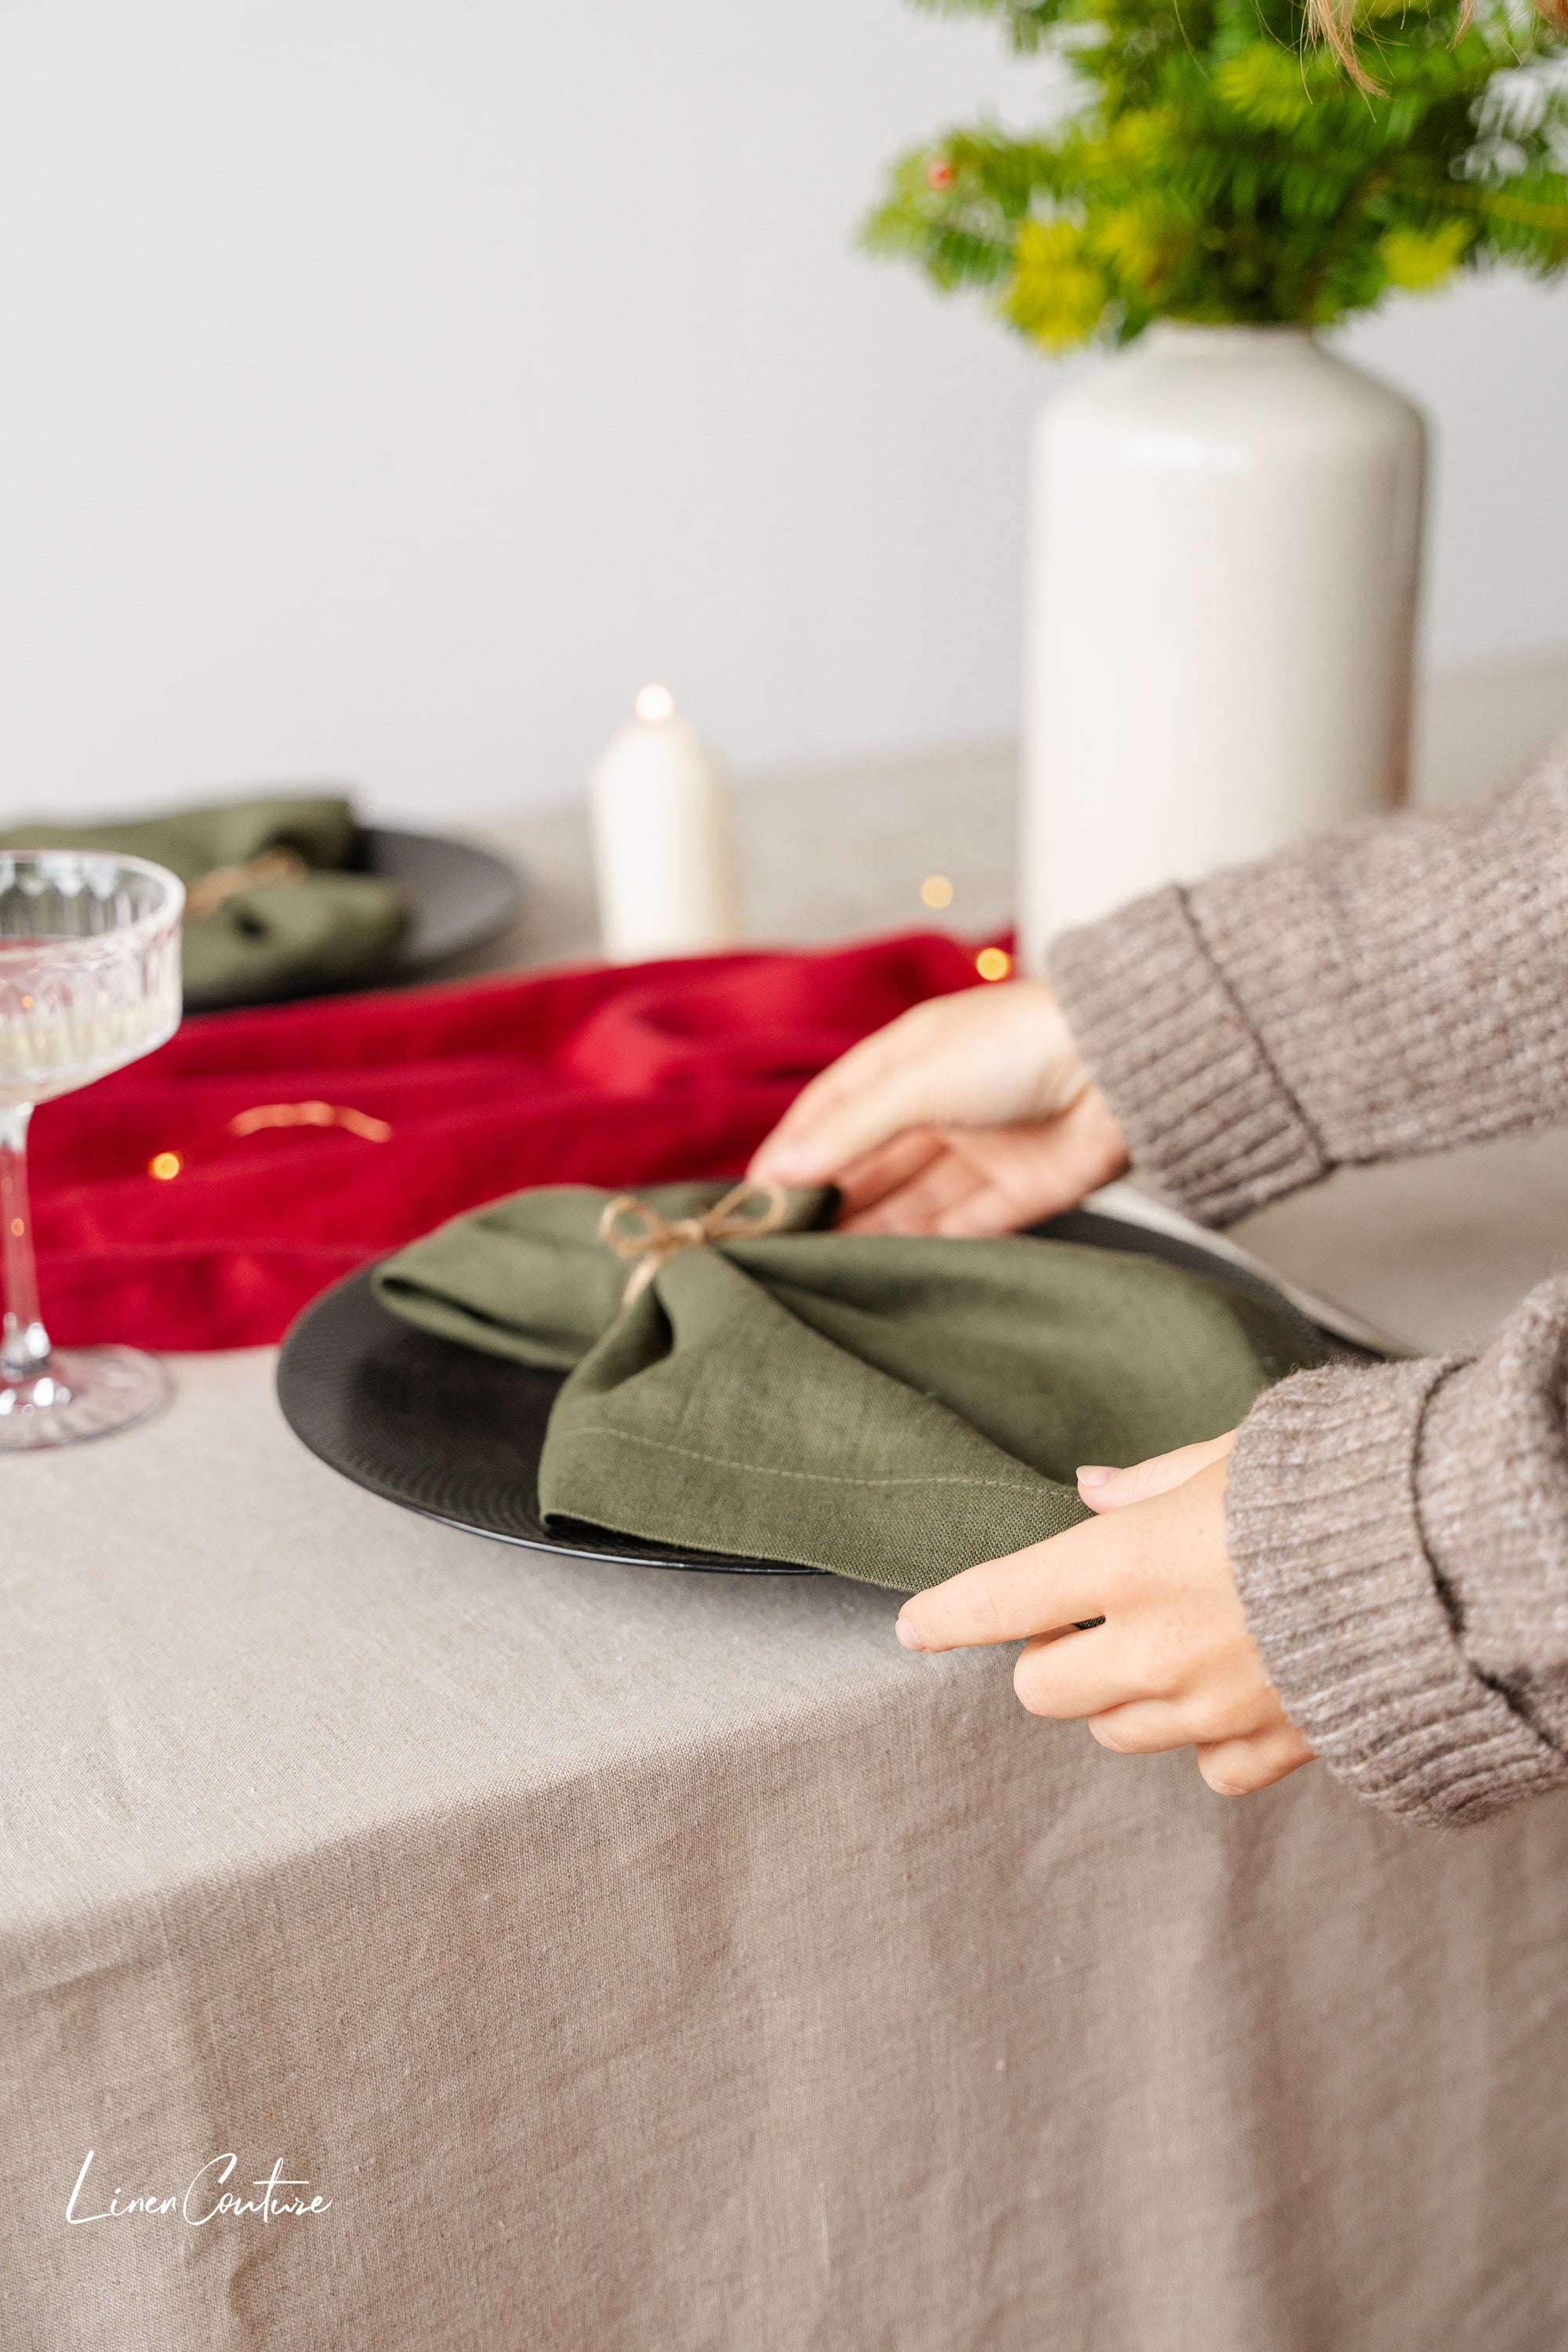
top-left (361, 824), bottom-right (525, 977)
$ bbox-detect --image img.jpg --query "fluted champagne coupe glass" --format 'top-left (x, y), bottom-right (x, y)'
top-left (0, 851), bottom-right (183, 1449)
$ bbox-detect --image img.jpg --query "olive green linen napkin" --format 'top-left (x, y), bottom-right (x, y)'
top-left (375, 1182), bottom-right (1320, 1594)
top-left (0, 794), bottom-right (408, 1008)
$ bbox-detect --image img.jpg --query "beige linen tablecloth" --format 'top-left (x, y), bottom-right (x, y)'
top-left (8, 718), bottom-right (1568, 2350)
top-left (6, 1142), bottom-right (1568, 2351)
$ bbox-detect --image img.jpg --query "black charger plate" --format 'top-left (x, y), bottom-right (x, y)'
top-left (185, 826), bottom-right (526, 1013)
top-left (275, 1208), bottom-right (1333, 1577)
top-left (360, 826), bottom-right (524, 978)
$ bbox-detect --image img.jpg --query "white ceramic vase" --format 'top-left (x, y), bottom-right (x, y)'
top-left (1018, 323), bottom-right (1425, 967)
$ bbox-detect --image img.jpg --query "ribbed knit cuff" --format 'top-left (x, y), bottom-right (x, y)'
top-left (1417, 1274), bottom-right (1568, 1714)
top-left (1226, 1360), bottom-right (1568, 1827)
top-left (1047, 885), bottom-right (1328, 1227)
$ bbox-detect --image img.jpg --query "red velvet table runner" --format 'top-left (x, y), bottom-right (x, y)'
top-left (27, 932), bottom-right (983, 1350)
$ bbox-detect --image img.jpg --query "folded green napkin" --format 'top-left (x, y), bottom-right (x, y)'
top-left (0, 794), bottom-right (408, 1009)
top-left (375, 1182), bottom-right (1321, 1594)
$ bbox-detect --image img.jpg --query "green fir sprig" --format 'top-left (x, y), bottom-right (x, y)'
top-left (864, 0), bottom-right (1568, 347)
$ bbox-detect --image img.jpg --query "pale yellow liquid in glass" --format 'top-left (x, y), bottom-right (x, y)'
top-left (0, 979), bottom-right (180, 1106)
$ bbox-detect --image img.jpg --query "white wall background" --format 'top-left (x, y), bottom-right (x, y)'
top-left (1, 0), bottom-right (1565, 827)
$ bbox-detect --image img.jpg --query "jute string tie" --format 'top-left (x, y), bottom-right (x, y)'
top-left (186, 847), bottom-right (310, 921)
top-left (598, 1181), bottom-right (790, 1303)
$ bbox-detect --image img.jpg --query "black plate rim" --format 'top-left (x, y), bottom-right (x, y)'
top-left (275, 1209), bottom-right (1346, 1577)
top-left (361, 822), bottom-right (527, 976)
top-left (390, 1497), bottom-right (821, 1575)
top-left (278, 1260), bottom-right (819, 1575)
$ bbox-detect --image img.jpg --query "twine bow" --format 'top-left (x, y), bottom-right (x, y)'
top-left (598, 1180), bottom-right (791, 1303)
top-left (186, 847), bottom-right (310, 921)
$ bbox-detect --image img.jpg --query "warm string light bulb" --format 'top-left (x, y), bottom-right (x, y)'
top-left (920, 875), bottom-right (954, 910)
top-left (635, 684), bottom-right (675, 724)
top-left (975, 947), bottom-right (1012, 983)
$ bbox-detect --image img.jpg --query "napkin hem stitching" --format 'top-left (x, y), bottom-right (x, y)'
top-left (554, 1425), bottom-right (1047, 1493)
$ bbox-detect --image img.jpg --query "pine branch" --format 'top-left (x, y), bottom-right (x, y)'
top-left (865, 0), bottom-right (1568, 344)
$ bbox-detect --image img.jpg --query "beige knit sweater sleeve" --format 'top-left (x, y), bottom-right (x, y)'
top-left (1048, 744), bottom-right (1568, 1826)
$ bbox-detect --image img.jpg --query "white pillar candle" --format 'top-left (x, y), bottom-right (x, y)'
top-left (588, 685), bottom-right (741, 963)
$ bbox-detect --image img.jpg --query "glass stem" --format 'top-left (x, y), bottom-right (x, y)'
top-left (0, 1102), bottom-right (50, 1386)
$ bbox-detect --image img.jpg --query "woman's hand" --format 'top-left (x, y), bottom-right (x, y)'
top-left (748, 978), bottom-right (1129, 1236)
top-left (895, 1432), bottom-right (1315, 1798)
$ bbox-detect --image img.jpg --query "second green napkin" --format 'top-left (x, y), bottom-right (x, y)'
top-left (0, 794), bottom-right (408, 1008)
top-left (375, 1183), bottom-right (1321, 1594)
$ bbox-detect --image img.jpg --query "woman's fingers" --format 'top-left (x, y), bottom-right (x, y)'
top-left (750, 979), bottom-right (1091, 1185)
top-left (930, 1092), bottom-right (1128, 1236)
top-left (837, 1138), bottom-right (983, 1234)
top-left (1085, 1715), bottom-right (1315, 1784)
top-left (1085, 1700), bottom-right (1196, 1755)
top-left (837, 1131), bottom-right (1029, 1236)
top-left (839, 1096), bottom-right (1133, 1240)
top-left (927, 1177), bottom-right (1047, 1238)
top-left (1077, 1429), bottom-right (1238, 1513)
top-left (748, 1005), bottom-right (956, 1181)
top-left (1195, 1726), bottom-right (1315, 1795)
top-left (1013, 1623), bottom-right (1152, 1722)
top-left (897, 1450), bottom-right (1313, 1804)
top-left (829, 1129), bottom-right (946, 1217)
top-left (1015, 1635), bottom-right (1247, 1738)
top-left (896, 1512), bottom-right (1119, 1653)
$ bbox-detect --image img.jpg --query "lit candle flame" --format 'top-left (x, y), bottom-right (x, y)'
top-left (635, 684), bottom-right (675, 724)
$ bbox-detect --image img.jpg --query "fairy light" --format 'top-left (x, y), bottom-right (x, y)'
top-left (975, 947), bottom-right (1011, 982)
top-left (920, 875), bottom-right (954, 909)
top-left (634, 683), bottom-right (674, 724)
top-left (228, 1102), bottom-right (392, 1142)
top-left (148, 1151), bottom-right (183, 1180)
